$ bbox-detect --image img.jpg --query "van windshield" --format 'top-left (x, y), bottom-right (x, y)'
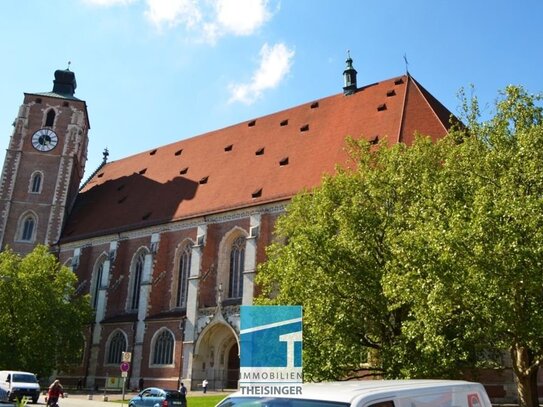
top-left (12, 374), bottom-right (37, 383)
top-left (218, 397), bottom-right (349, 407)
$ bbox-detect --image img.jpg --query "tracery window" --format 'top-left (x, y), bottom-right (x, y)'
top-left (18, 214), bottom-right (36, 242)
top-left (228, 236), bottom-right (245, 298)
top-left (152, 329), bottom-right (174, 365)
top-left (107, 330), bottom-right (127, 364)
top-left (176, 244), bottom-right (191, 308)
top-left (129, 251), bottom-right (145, 311)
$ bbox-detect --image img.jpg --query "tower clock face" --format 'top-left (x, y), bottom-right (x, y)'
top-left (32, 128), bottom-right (58, 152)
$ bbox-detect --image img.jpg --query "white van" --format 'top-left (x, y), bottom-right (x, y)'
top-left (217, 380), bottom-right (492, 407)
top-left (0, 370), bottom-right (41, 403)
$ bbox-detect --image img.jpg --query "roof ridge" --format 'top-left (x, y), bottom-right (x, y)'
top-left (397, 74), bottom-right (410, 143)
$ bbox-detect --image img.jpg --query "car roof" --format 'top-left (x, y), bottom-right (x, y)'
top-left (230, 380), bottom-right (483, 404)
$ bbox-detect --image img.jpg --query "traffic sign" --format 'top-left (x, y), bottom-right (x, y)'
top-left (122, 352), bottom-right (132, 362)
top-left (120, 362), bottom-right (130, 372)
top-left (121, 371), bottom-right (128, 378)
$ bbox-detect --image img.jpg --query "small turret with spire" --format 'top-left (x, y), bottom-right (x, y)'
top-left (343, 50), bottom-right (358, 95)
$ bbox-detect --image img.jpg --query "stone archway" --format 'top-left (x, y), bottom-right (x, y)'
top-left (193, 321), bottom-right (239, 391)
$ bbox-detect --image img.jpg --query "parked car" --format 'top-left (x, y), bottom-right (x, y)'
top-left (129, 387), bottom-right (186, 407)
top-left (0, 370), bottom-right (41, 403)
top-left (216, 380), bottom-right (491, 407)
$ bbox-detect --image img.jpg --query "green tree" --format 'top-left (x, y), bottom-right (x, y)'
top-left (256, 135), bottom-right (448, 380)
top-left (256, 86), bottom-right (543, 407)
top-left (0, 245), bottom-right (92, 378)
top-left (385, 86), bottom-right (543, 407)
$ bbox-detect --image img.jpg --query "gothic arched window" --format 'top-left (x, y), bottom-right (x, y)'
top-left (107, 330), bottom-right (127, 364)
top-left (128, 251), bottom-right (145, 311)
top-left (45, 109), bottom-right (55, 127)
top-left (176, 244), bottom-right (191, 308)
top-left (18, 213), bottom-right (37, 242)
top-left (152, 329), bottom-right (174, 365)
top-left (92, 260), bottom-right (105, 309)
top-left (228, 236), bottom-right (245, 298)
top-left (30, 172), bottom-right (42, 193)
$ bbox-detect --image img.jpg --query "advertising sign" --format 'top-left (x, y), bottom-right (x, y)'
top-left (239, 305), bottom-right (302, 396)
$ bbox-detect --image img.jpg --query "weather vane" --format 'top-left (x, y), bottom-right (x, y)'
top-left (403, 54), bottom-right (409, 74)
top-left (67, 61), bottom-right (71, 70)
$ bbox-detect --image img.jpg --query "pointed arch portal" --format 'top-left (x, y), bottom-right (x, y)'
top-left (193, 321), bottom-right (239, 390)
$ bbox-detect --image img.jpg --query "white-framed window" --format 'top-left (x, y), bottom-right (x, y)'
top-left (106, 330), bottom-right (127, 365)
top-left (175, 244), bottom-right (192, 308)
top-left (228, 236), bottom-right (245, 298)
top-left (151, 328), bottom-right (175, 366)
top-left (29, 171), bottom-right (43, 193)
top-left (128, 250), bottom-right (146, 311)
top-left (16, 212), bottom-right (37, 242)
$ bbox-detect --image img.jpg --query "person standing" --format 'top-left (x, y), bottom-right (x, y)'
top-left (179, 382), bottom-right (187, 405)
top-left (202, 379), bottom-right (208, 394)
top-left (138, 377), bottom-right (144, 392)
top-left (47, 380), bottom-right (64, 407)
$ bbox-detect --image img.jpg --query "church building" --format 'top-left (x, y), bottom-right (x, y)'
top-left (0, 58), bottom-right (456, 392)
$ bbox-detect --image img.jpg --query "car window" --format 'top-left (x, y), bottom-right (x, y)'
top-left (12, 374), bottom-right (37, 383)
top-left (142, 390), bottom-right (153, 397)
top-left (165, 391), bottom-right (183, 400)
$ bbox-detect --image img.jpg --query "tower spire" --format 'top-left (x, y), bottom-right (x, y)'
top-left (343, 50), bottom-right (358, 95)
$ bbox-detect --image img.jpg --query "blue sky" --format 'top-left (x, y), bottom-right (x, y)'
top-left (1, 0), bottom-right (542, 175)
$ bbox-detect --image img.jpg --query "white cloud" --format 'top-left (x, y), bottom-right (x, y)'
top-left (229, 42), bottom-right (295, 105)
top-left (214, 0), bottom-right (272, 36)
top-left (144, 0), bottom-right (202, 29)
top-left (83, 0), bottom-right (136, 5)
top-left (144, 0), bottom-right (273, 42)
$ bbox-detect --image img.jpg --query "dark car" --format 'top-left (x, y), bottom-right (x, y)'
top-left (129, 387), bottom-right (186, 407)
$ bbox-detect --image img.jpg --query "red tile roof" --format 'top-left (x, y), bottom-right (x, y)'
top-left (61, 75), bottom-right (453, 242)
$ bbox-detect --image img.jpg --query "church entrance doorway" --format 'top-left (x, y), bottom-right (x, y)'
top-left (192, 320), bottom-right (239, 391)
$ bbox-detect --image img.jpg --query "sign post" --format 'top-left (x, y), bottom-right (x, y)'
top-left (120, 352), bottom-right (132, 405)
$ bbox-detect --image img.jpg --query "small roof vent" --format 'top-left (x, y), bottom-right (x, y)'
top-left (225, 144), bottom-right (233, 152)
top-left (199, 176), bottom-right (209, 184)
top-left (175, 149), bottom-right (183, 156)
top-left (248, 120), bottom-right (256, 127)
top-left (300, 124), bottom-right (309, 132)
top-left (279, 157), bottom-right (289, 166)
top-left (394, 78), bottom-right (404, 85)
top-left (386, 90), bottom-right (396, 97)
top-left (252, 188), bottom-right (262, 198)
top-left (310, 101), bottom-right (319, 109)
top-left (150, 149), bottom-right (157, 155)
top-left (139, 168), bottom-right (147, 175)
top-left (179, 167), bottom-right (188, 175)
top-left (255, 147), bottom-right (265, 156)
top-left (377, 104), bottom-right (387, 112)
top-left (280, 119), bottom-right (288, 126)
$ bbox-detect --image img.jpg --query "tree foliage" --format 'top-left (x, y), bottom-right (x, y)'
top-left (256, 86), bottom-right (543, 407)
top-left (0, 245), bottom-right (92, 378)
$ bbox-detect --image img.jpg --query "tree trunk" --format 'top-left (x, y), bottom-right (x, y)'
top-left (512, 343), bottom-right (540, 407)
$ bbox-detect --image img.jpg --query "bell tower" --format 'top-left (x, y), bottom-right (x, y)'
top-left (0, 68), bottom-right (90, 254)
